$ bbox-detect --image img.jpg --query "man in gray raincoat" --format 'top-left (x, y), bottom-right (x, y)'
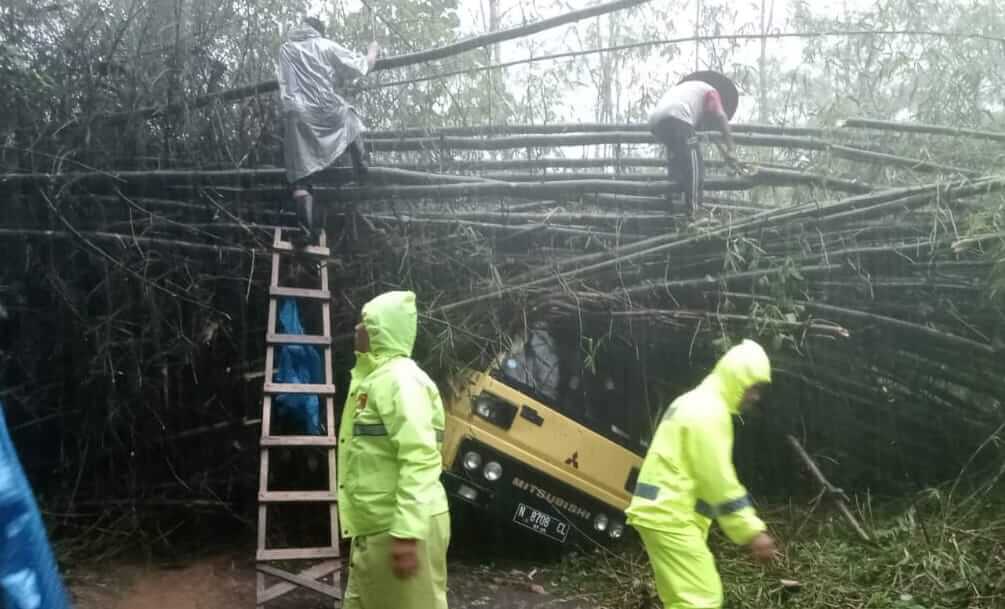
top-left (278, 17), bottom-right (378, 241)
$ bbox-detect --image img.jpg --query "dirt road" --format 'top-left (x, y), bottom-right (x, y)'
top-left (68, 554), bottom-right (597, 609)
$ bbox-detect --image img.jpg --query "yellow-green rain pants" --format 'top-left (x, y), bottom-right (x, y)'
top-left (342, 511), bottom-right (450, 609)
top-left (636, 524), bottom-right (722, 609)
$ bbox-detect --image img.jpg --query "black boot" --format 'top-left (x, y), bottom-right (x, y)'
top-left (292, 188), bottom-right (314, 248)
top-left (349, 139), bottom-right (369, 181)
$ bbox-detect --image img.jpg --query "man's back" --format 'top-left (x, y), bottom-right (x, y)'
top-left (278, 26), bottom-right (368, 112)
top-left (649, 80), bottom-right (717, 128)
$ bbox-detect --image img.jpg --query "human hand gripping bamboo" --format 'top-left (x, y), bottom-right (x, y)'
top-left (714, 140), bottom-right (756, 176)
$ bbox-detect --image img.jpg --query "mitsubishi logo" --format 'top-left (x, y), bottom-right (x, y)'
top-left (565, 451), bottom-right (579, 469)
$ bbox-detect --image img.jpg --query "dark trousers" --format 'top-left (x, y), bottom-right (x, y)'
top-left (651, 117), bottom-right (704, 214)
top-left (291, 137), bottom-right (368, 232)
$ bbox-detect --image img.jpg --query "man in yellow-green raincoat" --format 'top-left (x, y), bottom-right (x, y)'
top-left (626, 339), bottom-right (778, 609)
top-left (338, 291), bottom-right (450, 609)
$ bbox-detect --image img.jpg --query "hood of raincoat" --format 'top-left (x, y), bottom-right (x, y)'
top-left (287, 25), bottom-right (322, 43)
top-left (702, 339), bottom-right (771, 414)
top-left (352, 291), bottom-right (418, 380)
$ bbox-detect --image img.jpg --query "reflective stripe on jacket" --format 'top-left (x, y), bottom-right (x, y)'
top-left (625, 340), bottom-right (770, 545)
top-left (338, 291), bottom-right (449, 540)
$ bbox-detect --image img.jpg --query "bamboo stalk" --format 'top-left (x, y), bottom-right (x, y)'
top-left (193, 168), bottom-right (872, 204)
top-left (366, 30), bottom-right (1005, 92)
top-left (369, 123), bottom-right (828, 138)
top-left (828, 144), bottom-right (980, 176)
top-left (720, 292), bottom-right (995, 355)
top-left (366, 131), bottom-right (835, 152)
top-left (0, 165), bottom-right (499, 188)
top-left (838, 118), bottom-right (1005, 143)
top-left (430, 178), bottom-right (1003, 314)
top-left (382, 210), bottom-right (675, 225)
top-left (788, 434), bottom-right (871, 543)
top-left (366, 214), bottom-right (644, 240)
top-left (0, 228), bottom-right (254, 255)
top-left (605, 308), bottom-right (851, 336)
top-left (90, 0), bottom-right (651, 125)
top-left (386, 157), bottom-right (666, 172)
top-left (376, 0), bottom-right (651, 68)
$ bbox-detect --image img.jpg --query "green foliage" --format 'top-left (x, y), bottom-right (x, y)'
top-left (790, 0), bottom-right (1005, 128)
top-left (556, 492), bottom-right (1005, 609)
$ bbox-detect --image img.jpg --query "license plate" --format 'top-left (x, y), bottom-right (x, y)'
top-left (512, 503), bottom-right (569, 543)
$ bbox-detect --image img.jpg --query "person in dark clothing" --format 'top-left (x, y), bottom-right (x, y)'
top-left (649, 71), bottom-right (739, 216)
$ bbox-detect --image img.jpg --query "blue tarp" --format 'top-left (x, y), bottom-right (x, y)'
top-left (0, 403), bottom-right (72, 609)
top-left (273, 299), bottom-right (323, 435)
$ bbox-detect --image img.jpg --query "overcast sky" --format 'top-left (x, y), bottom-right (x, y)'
top-left (330, 0), bottom-right (877, 123)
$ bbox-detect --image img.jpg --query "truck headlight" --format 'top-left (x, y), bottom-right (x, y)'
top-left (593, 513), bottom-right (609, 532)
top-left (471, 393), bottom-right (518, 429)
top-left (483, 461), bottom-right (503, 482)
top-left (609, 523), bottom-right (625, 539)
top-left (462, 451), bottom-right (482, 471)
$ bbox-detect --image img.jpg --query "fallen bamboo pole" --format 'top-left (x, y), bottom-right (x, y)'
top-left (0, 165), bottom-right (498, 188)
top-left (369, 123), bottom-right (827, 138)
top-left (385, 157), bottom-right (666, 171)
top-left (429, 177), bottom-right (1003, 314)
top-left (0, 228), bottom-right (254, 255)
top-left (828, 144), bottom-right (980, 176)
top-left (366, 131), bottom-right (835, 151)
top-left (786, 435), bottom-right (872, 543)
top-left (838, 118), bottom-right (1005, 143)
top-left (719, 291), bottom-right (995, 355)
top-left (91, 0), bottom-right (651, 125)
top-left (383, 210), bottom-right (676, 225)
top-left (187, 167), bottom-right (871, 204)
top-left (366, 214), bottom-right (644, 240)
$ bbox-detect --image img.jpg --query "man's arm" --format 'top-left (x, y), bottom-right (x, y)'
top-left (685, 414), bottom-right (768, 546)
top-left (703, 90), bottom-right (737, 163)
top-left (715, 111), bottom-right (737, 163)
top-left (326, 41), bottom-right (372, 78)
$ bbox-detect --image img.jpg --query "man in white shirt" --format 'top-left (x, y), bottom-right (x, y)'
top-left (648, 71), bottom-right (738, 217)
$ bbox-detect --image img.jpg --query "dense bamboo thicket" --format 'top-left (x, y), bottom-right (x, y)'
top-left (1, 0), bottom-right (1004, 551)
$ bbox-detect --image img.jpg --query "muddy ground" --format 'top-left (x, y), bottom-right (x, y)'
top-left (67, 553), bottom-right (602, 609)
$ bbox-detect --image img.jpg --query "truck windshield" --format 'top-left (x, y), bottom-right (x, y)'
top-left (495, 327), bottom-right (649, 455)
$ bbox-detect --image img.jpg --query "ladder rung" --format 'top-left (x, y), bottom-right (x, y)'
top-left (272, 240), bottom-right (331, 257)
top-left (263, 382), bottom-right (336, 395)
top-left (261, 436), bottom-right (337, 447)
top-left (267, 333), bottom-right (332, 346)
top-left (260, 491), bottom-right (337, 503)
top-left (257, 547), bottom-right (340, 561)
top-left (270, 286), bottom-right (331, 300)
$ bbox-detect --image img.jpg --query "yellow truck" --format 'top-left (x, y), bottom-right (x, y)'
top-left (439, 324), bottom-right (652, 545)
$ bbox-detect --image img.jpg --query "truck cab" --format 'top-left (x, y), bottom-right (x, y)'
top-left (440, 324), bottom-right (652, 545)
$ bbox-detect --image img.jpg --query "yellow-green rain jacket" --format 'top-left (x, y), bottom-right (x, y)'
top-left (337, 291), bottom-right (449, 540)
top-left (625, 340), bottom-right (770, 545)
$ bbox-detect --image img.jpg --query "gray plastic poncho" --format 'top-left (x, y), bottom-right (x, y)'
top-left (277, 25), bottom-right (371, 183)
